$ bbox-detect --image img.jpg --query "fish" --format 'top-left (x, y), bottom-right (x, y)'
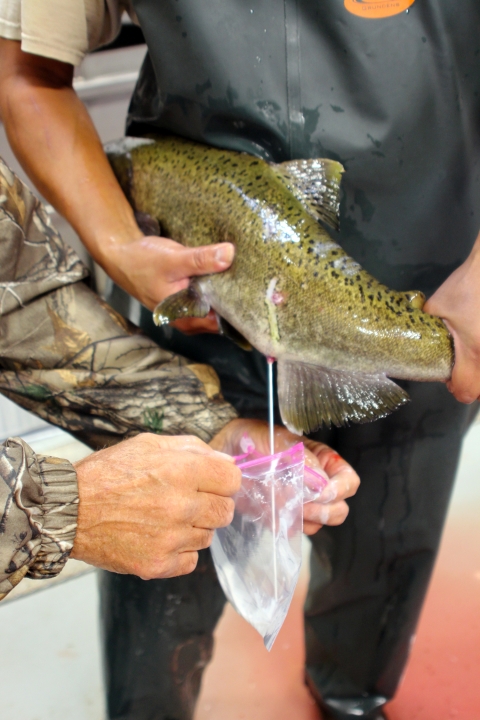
top-left (106, 135), bottom-right (454, 435)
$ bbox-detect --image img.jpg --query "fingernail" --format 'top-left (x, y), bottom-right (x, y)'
top-left (320, 480), bottom-right (338, 503)
top-left (215, 244), bottom-right (235, 267)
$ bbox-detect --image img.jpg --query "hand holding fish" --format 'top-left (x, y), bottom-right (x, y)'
top-left (210, 418), bottom-right (360, 536)
top-left (0, 44), bottom-right (233, 336)
top-left (424, 233), bottom-right (480, 404)
top-left (103, 233), bottom-right (235, 334)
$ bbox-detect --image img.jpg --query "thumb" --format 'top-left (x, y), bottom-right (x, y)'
top-left (422, 293), bottom-right (443, 318)
top-left (181, 242), bottom-right (235, 277)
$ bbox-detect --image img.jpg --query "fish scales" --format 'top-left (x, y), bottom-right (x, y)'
top-left (106, 135), bottom-right (454, 435)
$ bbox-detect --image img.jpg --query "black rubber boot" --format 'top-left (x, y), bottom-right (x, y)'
top-left (320, 705), bottom-right (388, 720)
top-left (306, 673), bottom-right (388, 720)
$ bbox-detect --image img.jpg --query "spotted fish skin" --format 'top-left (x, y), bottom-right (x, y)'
top-left (107, 135), bottom-right (453, 433)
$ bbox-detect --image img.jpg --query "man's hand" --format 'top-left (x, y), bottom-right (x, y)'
top-left (210, 419), bottom-right (360, 536)
top-left (70, 434), bottom-right (241, 579)
top-left (0, 40), bottom-right (233, 336)
top-left (102, 235), bottom-right (234, 333)
top-left (424, 234), bottom-right (480, 404)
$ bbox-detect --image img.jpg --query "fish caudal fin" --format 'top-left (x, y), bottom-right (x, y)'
top-left (275, 158), bottom-right (344, 231)
top-left (153, 283), bottom-right (210, 326)
top-left (277, 359), bottom-right (410, 435)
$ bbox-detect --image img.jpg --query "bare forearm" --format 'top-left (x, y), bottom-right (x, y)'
top-left (0, 41), bottom-right (235, 318)
top-left (0, 41), bottom-right (141, 264)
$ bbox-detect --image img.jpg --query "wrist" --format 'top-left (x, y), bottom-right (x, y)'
top-left (70, 456), bottom-right (103, 564)
top-left (90, 219), bottom-right (143, 265)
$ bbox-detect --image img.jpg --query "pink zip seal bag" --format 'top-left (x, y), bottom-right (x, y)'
top-left (211, 441), bottom-right (329, 650)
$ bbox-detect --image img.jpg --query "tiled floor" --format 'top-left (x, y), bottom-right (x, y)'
top-left (0, 421), bottom-right (479, 720)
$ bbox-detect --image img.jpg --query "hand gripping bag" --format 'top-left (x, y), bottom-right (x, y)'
top-left (211, 442), bottom-right (328, 650)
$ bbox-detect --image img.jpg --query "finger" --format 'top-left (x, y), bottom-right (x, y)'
top-left (304, 439), bottom-right (350, 474)
top-left (138, 549), bottom-right (200, 580)
top-left (445, 330), bottom-right (480, 403)
top-left (145, 434), bottom-right (236, 463)
top-left (303, 520), bottom-right (323, 536)
top-left (175, 243), bottom-right (235, 279)
top-left (304, 500), bottom-right (350, 526)
top-left (304, 441), bottom-right (360, 492)
top-left (304, 502), bottom-right (326, 526)
top-left (163, 551), bottom-right (200, 578)
top-left (320, 468), bottom-right (360, 503)
top-left (422, 292), bottom-right (441, 317)
top-left (144, 525), bottom-right (215, 579)
top-left (194, 493), bottom-right (236, 529)
top-left (304, 502), bottom-right (326, 528)
top-left (447, 365), bottom-right (480, 404)
top-left (194, 455), bottom-right (242, 496)
top-left (164, 524), bottom-right (215, 555)
top-left (303, 445), bottom-right (324, 472)
top-left (142, 432), bottom-right (209, 451)
top-left (178, 527), bottom-right (215, 552)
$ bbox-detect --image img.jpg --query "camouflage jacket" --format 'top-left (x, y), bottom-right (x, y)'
top-left (0, 158), bottom-right (237, 599)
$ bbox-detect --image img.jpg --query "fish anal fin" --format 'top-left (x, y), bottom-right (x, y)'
top-left (217, 315), bottom-right (252, 351)
top-left (275, 158), bottom-right (344, 231)
top-left (277, 359), bottom-right (410, 435)
top-left (153, 283), bottom-right (210, 326)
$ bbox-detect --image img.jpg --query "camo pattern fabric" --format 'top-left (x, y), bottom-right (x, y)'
top-left (0, 157), bottom-right (237, 597)
top-left (0, 437), bottom-right (78, 600)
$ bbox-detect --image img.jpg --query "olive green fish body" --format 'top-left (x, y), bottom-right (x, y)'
top-left (107, 136), bottom-right (453, 434)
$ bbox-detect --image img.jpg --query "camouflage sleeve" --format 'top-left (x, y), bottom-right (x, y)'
top-left (0, 437), bottom-right (78, 601)
top-left (0, 157), bottom-right (238, 450)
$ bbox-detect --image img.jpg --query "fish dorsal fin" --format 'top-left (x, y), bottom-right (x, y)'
top-left (277, 358), bottom-right (409, 435)
top-left (275, 158), bottom-right (344, 231)
top-left (153, 282), bottom-right (210, 326)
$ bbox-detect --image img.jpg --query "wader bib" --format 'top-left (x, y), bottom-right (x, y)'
top-left (100, 3), bottom-right (480, 718)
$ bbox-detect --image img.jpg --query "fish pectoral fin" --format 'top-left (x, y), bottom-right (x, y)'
top-left (404, 290), bottom-right (426, 310)
top-left (134, 211), bottom-right (161, 237)
top-left (153, 284), bottom-right (210, 326)
top-left (105, 137), bottom-right (155, 206)
top-left (216, 315), bottom-right (252, 351)
top-left (275, 158), bottom-right (344, 231)
top-left (277, 359), bottom-right (410, 435)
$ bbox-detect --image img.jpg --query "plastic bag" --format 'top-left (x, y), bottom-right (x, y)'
top-left (211, 442), bottom-right (329, 650)
top-left (232, 434), bottom-right (329, 504)
top-left (304, 463), bottom-right (329, 504)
